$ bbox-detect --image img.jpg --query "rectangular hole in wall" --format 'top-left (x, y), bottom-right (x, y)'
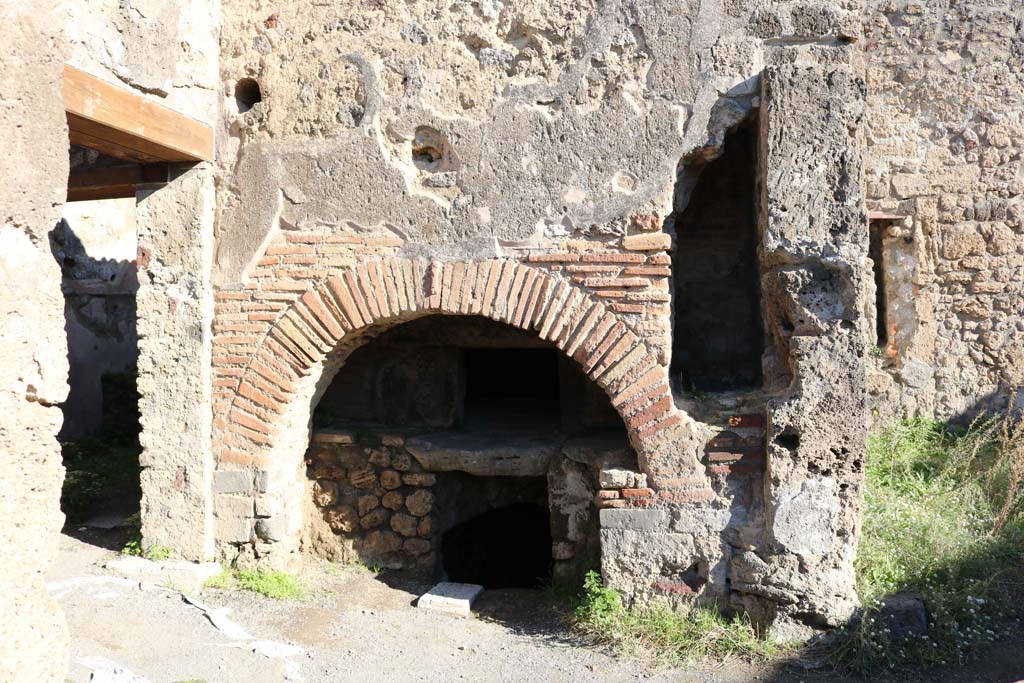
top-left (869, 219), bottom-right (889, 348)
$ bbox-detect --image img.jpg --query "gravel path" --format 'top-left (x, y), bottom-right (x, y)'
top-left (49, 533), bottom-right (1023, 683)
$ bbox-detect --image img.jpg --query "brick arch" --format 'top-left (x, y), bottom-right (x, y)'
top-left (216, 257), bottom-right (707, 491)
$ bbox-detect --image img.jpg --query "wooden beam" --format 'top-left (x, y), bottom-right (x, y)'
top-left (63, 65), bottom-right (213, 163)
top-left (67, 164), bottom-right (168, 202)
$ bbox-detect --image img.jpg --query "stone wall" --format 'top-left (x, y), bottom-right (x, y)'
top-left (864, 0), bottom-right (1024, 420)
top-left (303, 429), bottom-right (637, 581)
top-left (0, 4), bottom-right (70, 681)
top-left (196, 0), bottom-right (875, 638)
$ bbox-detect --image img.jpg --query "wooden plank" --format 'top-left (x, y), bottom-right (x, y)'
top-left (63, 65), bottom-right (213, 163)
top-left (67, 164), bottom-right (168, 202)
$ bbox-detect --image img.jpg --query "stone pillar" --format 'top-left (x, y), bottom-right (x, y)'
top-left (137, 166), bottom-right (217, 561)
top-left (745, 47), bottom-right (870, 637)
top-left (0, 5), bottom-right (70, 681)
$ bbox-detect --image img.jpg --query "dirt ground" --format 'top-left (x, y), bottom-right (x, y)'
top-left (49, 532), bottom-right (1024, 683)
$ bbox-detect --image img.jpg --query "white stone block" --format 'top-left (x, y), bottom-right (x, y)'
top-left (417, 582), bottom-right (484, 617)
top-left (105, 556), bottom-right (223, 594)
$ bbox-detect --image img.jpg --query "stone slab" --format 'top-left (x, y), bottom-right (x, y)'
top-left (105, 556), bottom-right (223, 594)
top-left (417, 582), bottom-right (484, 617)
top-left (406, 432), bottom-right (559, 476)
top-left (599, 508), bottom-right (668, 531)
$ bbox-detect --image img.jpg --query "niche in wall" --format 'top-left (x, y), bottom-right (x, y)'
top-left (313, 315), bottom-right (621, 434)
top-left (670, 119), bottom-right (764, 393)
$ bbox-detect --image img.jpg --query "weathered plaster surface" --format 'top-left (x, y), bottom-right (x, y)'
top-left (137, 167), bottom-right (218, 561)
top-left (0, 4), bottom-right (70, 681)
top-left (57, 0), bottom-right (221, 122)
top-left (212, 0), bottom-right (790, 284)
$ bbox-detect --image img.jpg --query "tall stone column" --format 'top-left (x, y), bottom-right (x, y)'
top-left (0, 4), bottom-right (70, 681)
top-left (738, 46), bottom-right (870, 637)
top-left (137, 166), bottom-right (217, 561)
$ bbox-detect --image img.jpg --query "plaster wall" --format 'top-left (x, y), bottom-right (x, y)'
top-left (0, 5), bottom-right (71, 681)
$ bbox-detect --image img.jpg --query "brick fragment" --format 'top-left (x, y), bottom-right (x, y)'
top-left (445, 262), bottom-right (465, 312)
top-left (354, 264), bottom-right (381, 320)
top-left (538, 281), bottom-right (571, 339)
top-left (623, 266), bottom-right (671, 277)
top-left (502, 265), bottom-right (528, 323)
top-left (459, 262), bottom-right (477, 314)
top-left (326, 276), bottom-right (362, 329)
top-left (579, 253), bottom-right (645, 264)
top-left (583, 321), bottom-right (626, 372)
top-left (563, 303), bottom-right (603, 357)
top-left (479, 260), bottom-right (502, 315)
top-left (492, 261), bottom-right (516, 319)
top-left (622, 233), bottom-right (671, 251)
top-left (626, 395), bottom-right (673, 430)
top-left (636, 413), bottom-right (683, 440)
top-left (344, 271), bottom-right (374, 325)
top-left (511, 268), bottom-right (538, 326)
top-left (526, 253), bottom-right (580, 263)
top-left (579, 277), bottom-right (649, 289)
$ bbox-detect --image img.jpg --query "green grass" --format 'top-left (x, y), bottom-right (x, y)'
top-left (203, 566), bottom-right (305, 599)
top-left (573, 571), bottom-right (789, 665)
top-left (61, 437), bottom-right (141, 523)
top-left (202, 567), bottom-right (234, 589)
top-left (234, 569), bottom-right (305, 600)
top-left (329, 558), bottom-right (382, 576)
top-left (60, 370), bottom-right (142, 523)
top-left (121, 538), bottom-right (174, 561)
top-left (833, 412), bottom-right (1024, 672)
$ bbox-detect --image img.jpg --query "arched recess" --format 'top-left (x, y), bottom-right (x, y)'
top-left (213, 258), bottom-right (712, 539)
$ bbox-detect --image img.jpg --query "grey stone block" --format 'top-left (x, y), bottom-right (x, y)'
top-left (214, 469), bottom-right (252, 494)
top-left (255, 515), bottom-right (289, 543)
top-left (105, 556), bottom-right (222, 593)
top-left (599, 508), bottom-right (668, 531)
top-left (878, 592), bottom-right (928, 642)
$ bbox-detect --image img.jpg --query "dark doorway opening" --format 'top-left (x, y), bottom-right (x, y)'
top-left (441, 502), bottom-right (553, 588)
top-left (671, 119), bottom-right (764, 393)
